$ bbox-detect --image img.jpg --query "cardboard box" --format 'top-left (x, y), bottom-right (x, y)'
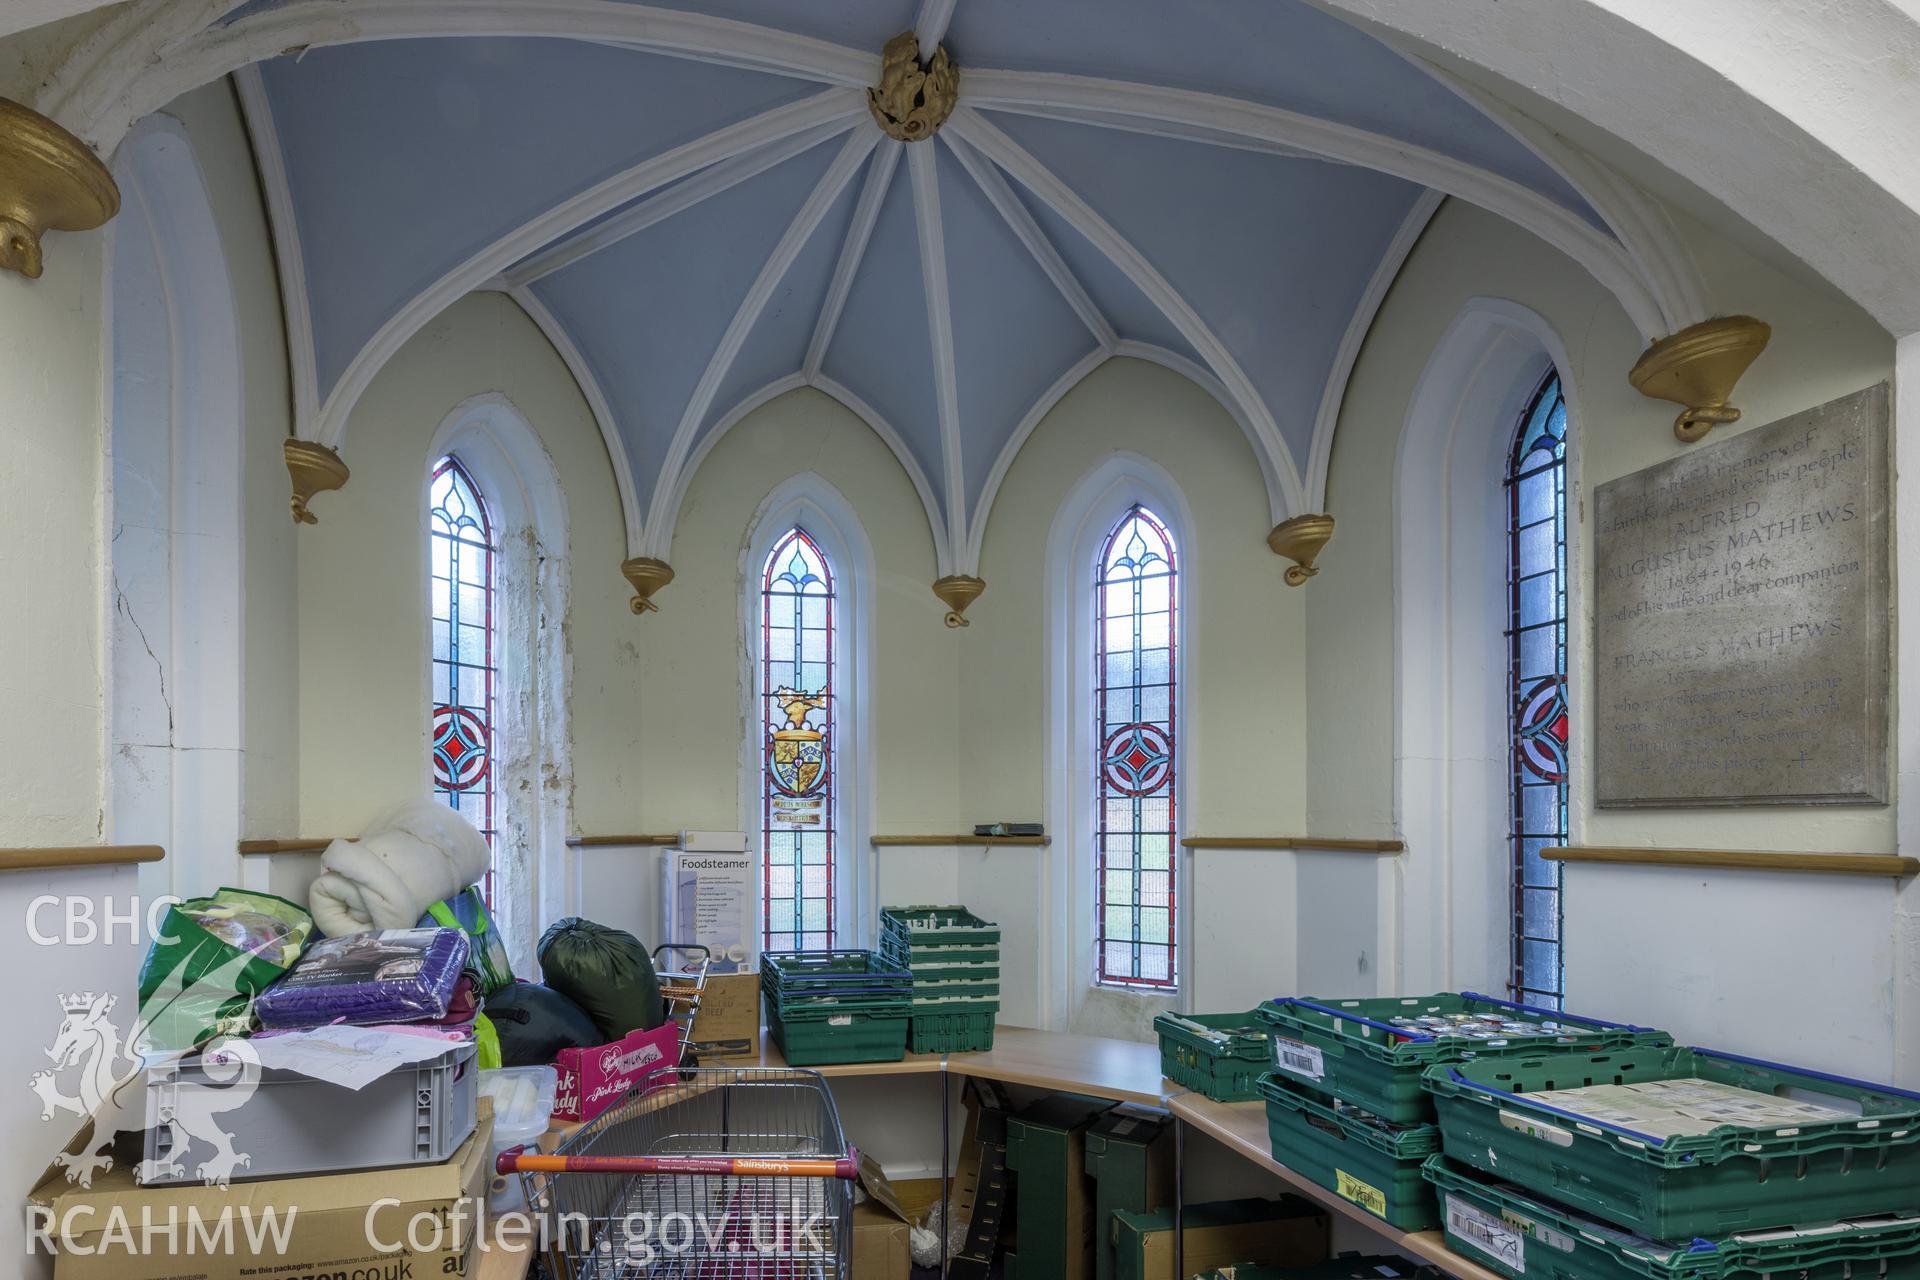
top-left (1112, 1197), bottom-right (1329, 1280)
top-left (1085, 1105), bottom-right (1175, 1280)
top-left (552, 1019), bottom-right (679, 1122)
top-left (28, 1110), bottom-right (492, 1280)
top-left (682, 970), bottom-right (760, 1061)
top-left (852, 1152), bottom-right (913, 1280)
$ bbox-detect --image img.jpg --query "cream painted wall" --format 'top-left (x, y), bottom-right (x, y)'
top-left (295, 291), bottom-right (625, 858)
top-left (1309, 196), bottom-right (1902, 1075)
top-left (964, 358), bottom-right (1308, 1035)
top-left (164, 83), bottom-right (300, 846)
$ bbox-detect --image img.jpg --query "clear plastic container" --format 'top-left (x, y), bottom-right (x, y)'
top-left (478, 1065), bottom-right (558, 1213)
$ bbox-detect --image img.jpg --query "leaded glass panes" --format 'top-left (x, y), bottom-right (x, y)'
top-left (1506, 372), bottom-right (1568, 1007)
top-left (1095, 506), bottom-right (1179, 988)
top-left (761, 528), bottom-right (835, 952)
top-left (429, 456), bottom-right (499, 902)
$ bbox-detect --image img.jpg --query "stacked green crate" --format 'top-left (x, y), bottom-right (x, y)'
top-left (1423, 1155), bottom-right (1920, 1280)
top-left (759, 949), bottom-right (911, 1066)
top-left (878, 904), bottom-right (1000, 1053)
top-left (1154, 1009), bottom-right (1271, 1101)
top-left (1257, 1073), bottom-right (1440, 1230)
top-left (1423, 1043), bottom-right (1920, 1240)
top-left (1257, 992), bottom-right (1671, 1123)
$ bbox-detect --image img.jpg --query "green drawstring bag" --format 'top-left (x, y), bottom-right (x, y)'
top-left (137, 888), bottom-right (314, 1050)
top-left (422, 886), bottom-right (514, 995)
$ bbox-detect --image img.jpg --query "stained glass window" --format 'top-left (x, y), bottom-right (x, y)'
top-left (761, 528), bottom-right (836, 952)
top-left (1095, 505), bottom-right (1179, 988)
top-left (429, 456), bottom-right (499, 901)
top-left (1506, 372), bottom-right (1569, 1007)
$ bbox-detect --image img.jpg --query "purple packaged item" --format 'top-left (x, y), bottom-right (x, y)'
top-left (256, 927), bottom-right (470, 1030)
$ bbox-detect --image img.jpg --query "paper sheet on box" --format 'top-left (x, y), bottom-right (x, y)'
top-left (238, 1026), bottom-right (468, 1090)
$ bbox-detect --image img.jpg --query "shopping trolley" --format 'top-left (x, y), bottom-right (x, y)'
top-left (498, 1067), bottom-right (857, 1280)
top-left (654, 943), bottom-right (713, 1064)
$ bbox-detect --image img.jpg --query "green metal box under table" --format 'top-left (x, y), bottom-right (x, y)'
top-left (1425, 1044), bottom-right (1920, 1239)
top-left (1085, 1105), bottom-right (1174, 1280)
top-left (1111, 1198), bottom-right (1328, 1280)
top-left (1257, 1072), bottom-right (1439, 1231)
top-left (1424, 1154), bottom-right (1920, 1280)
top-left (1198, 1256), bottom-right (1443, 1278)
top-left (1005, 1092), bottom-right (1115, 1280)
top-left (1155, 1009), bottom-right (1272, 1102)
top-left (1258, 992), bottom-right (1669, 1124)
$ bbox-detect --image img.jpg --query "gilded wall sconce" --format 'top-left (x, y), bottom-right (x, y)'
top-left (1629, 316), bottom-right (1771, 443)
top-left (0, 97), bottom-right (119, 279)
top-left (933, 574), bottom-right (985, 627)
top-left (284, 439), bottom-right (349, 524)
top-left (1268, 513), bottom-right (1335, 586)
top-left (622, 556), bottom-right (675, 614)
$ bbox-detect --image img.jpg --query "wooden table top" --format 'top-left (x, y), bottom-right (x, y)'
top-left (946, 1025), bottom-right (1175, 1105)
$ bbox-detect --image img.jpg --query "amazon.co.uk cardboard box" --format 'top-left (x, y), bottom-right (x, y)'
top-left (27, 1107), bottom-right (494, 1280)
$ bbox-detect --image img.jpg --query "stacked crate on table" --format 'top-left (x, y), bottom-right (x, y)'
top-left (1154, 1010), bottom-right (1273, 1101)
top-left (1421, 1042), bottom-right (1920, 1279)
top-left (1252, 992), bottom-right (1670, 1234)
top-left (878, 905), bottom-right (1001, 1054)
top-left (759, 949), bottom-right (912, 1066)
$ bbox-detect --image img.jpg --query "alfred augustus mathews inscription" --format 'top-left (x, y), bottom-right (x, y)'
top-left (1595, 383), bottom-right (1888, 806)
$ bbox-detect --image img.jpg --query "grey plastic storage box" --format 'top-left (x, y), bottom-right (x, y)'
top-left (139, 1040), bottom-right (478, 1184)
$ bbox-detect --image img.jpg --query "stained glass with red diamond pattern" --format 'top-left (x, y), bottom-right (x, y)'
top-left (1095, 506), bottom-right (1178, 988)
top-left (1506, 371), bottom-right (1568, 1007)
top-left (430, 456), bottom-right (498, 903)
top-left (761, 528), bottom-right (835, 953)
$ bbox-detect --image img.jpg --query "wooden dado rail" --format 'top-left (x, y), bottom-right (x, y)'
top-left (565, 835), bottom-right (680, 847)
top-left (871, 834), bottom-right (1051, 847)
top-left (238, 838), bottom-right (333, 855)
top-left (0, 845), bottom-right (164, 872)
top-left (1546, 846), bottom-right (1919, 878)
top-left (1180, 836), bottom-right (1404, 853)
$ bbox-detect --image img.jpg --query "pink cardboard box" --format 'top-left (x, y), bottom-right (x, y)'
top-left (552, 1021), bottom-right (680, 1123)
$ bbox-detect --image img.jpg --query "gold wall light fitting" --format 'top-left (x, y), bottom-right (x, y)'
top-left (283, 439), bottom-right (349, 524)
top-left (0, 97), bottom-right (119, 279)
top-left (622, 556), bottom-right (675, 614)
top-left (1628, 315), bottom-right (1771, 443)
top-left (1268, 514), bottom-right (1335, 586)
top-left (933, 574), bottom-right (985, 627)
top-left (868, 32), bottom-right (958, 142)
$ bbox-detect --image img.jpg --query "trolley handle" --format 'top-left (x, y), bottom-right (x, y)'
top-left (496, 1144), bottom-right (862, 1179)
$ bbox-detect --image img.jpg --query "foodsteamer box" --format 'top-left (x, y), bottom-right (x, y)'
top-left (28, 1108), bottom-right (492, 1280)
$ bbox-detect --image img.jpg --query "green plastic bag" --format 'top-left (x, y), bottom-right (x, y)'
top-left (422, 886), bottom-right (514, 995)
top-left (137, 888), bottom-right (313, 1050)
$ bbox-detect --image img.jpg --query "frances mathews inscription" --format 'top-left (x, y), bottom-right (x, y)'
top-left (1594, 382), bottom-right (1888, 807)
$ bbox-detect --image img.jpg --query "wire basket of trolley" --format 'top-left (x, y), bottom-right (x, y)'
top-left (497, 1066), bottom-right (857, 1280)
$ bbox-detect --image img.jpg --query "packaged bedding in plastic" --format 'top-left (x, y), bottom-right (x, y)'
top-left (256, 926), bottom-right (469, 1030)
top-left (137, 888), bottom-right (314, 1049)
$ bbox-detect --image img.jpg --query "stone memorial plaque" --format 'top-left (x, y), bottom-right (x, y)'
top-left (1594, 383), bottom-right (1889, 806)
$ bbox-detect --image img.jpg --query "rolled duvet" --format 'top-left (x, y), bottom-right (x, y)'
top-left (257, 927), bottom-right (470, 1030)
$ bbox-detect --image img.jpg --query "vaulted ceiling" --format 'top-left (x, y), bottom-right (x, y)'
top-left (225, 0), bottom-right (1659, 575)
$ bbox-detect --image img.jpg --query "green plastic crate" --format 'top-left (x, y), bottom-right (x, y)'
top-left (1424, 1155), bottom-right (1920, 1280)
top-left (880, 904), bottom-right (1002, 948)
top-left (1257, 1073), bottom-right (1439, 1231)
top-left (1156, 1010), bottom-right (1273, 1102)
top-left (878, 936), bottom-right (1002, 982)
top-left (1258, 992), bottom-right (1669, 1124)
top-left (908, 1007), bottom-right (997, 1054)
top-left (1424, 1044), bottom-right (1920, 1239)
top-left (764, 999), bottom-right (908, 1066)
